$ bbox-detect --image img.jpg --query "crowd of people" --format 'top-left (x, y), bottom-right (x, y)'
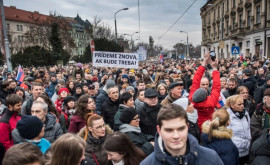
top-left (0, 52), bottom-right (270, 165)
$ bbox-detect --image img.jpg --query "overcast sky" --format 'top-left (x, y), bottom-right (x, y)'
top-left (4, 0), bottom-right (207, 49)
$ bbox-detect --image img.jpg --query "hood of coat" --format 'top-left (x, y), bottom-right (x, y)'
top-left (201, 120), bottom-right (232, 140)
top-left (119, 124), bottom-right (141, 133)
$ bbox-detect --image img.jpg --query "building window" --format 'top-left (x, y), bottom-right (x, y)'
top-left (16, 25), bottom-right (23, 31)
top-left (232, 0), bottom-right (236, 7)
top-left (18, 35), bottom-right (23, 42)
top-left (6, 23), bottom-right (10, 30)
top-left (218, 6), bottom-right (220, 18)
top-left (256, 6), bottom-right (261, 24)
top-left (227, 0), bottom-right (229, 11)
top-left (246, 41), bottom-right (250, 47)
top-left (232, 17), bottom-right (236, 30)
top-left (226, 20), bottom-right (229, 33)
top-left (247, 10), bottom-right (251, 27)
top-left (239, 14), bottom-right (243, 28)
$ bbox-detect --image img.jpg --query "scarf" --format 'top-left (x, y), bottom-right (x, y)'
top-left (231, 107), bottom-right (246, 119)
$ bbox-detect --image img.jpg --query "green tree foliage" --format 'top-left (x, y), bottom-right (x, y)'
top-left (11, 46), bottom-right (51, 67)
top-left (72, 38), bottom-right (123, 63)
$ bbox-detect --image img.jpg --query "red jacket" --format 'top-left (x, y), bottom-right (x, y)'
top-left (68, 115), bottom-right (85, 134)
top-left (189, 66), bottom-right (221, 129)
top-left (0, 109), bottom-right (21, 151)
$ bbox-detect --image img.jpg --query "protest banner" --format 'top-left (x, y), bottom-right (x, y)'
top-left (93, 51), bottom-right (139, 69)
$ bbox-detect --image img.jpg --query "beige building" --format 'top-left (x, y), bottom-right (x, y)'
top-left (201, 0), bottom-right (270, 59)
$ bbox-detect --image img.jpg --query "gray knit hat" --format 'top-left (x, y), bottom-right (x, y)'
top-left (106, 79), bottom-right (115, 89)
top-left (192, 88), bottom-right (208, 103)
top-left (126, 86), bottom-right (135, 92)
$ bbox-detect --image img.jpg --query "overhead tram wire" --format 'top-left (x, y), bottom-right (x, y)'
top-left (157, 0), bottom-right (198, 44)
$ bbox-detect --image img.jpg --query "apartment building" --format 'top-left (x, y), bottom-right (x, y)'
top-left (201, 0), bottom-right (270, 59)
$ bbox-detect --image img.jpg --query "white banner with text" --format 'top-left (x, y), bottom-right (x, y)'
top-left (93, 51), bottom-right (139, 69)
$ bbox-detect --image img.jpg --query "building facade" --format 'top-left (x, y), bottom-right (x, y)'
top-left (201, 0), bottom-right (270, 59)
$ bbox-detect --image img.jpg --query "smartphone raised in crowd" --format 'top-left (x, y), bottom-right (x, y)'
top-left (210, 51), bottom-right (216, 61)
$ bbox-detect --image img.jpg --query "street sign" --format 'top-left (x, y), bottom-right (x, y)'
top-left (231, 46), bottom-right (240, 55)
top-left (219, 41), bottom-right (225, 49)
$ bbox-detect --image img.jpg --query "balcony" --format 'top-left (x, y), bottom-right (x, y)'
top-left (237, 6), bottom-right (243, 12)
top-left (245, 1), bottom-right (252, 8)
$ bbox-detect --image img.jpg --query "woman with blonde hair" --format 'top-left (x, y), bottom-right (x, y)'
top-left (46, 133), bottom-right (90, 165)
top-left (236, 86), bottom-right (255, 117)
top-left (201, 108), bottom-right (239, 165)
top-left (226, 95), bottom-right (251, 165)
top-left (156, 83), bottom-right (168, 103)
top-left (78, 113), bottom-right (113, 165)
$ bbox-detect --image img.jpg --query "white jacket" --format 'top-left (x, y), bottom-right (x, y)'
top-left (227, 108), bottom-right (251, 157)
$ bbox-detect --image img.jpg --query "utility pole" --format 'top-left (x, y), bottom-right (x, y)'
top-left (0, 0), bottom-right (12, 72)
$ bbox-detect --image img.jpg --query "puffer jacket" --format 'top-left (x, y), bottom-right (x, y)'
top-left (201, 120), bottom-right (239, 165)
top-left (189, 66), bottom-right (221, 129)
top-left (95, 89), bottom-right (108, 115)
top-left (140, 133), bottom-right (224, 165)
top-left (227, 108), bottom-right (251, 157)
top-left (78, 125), bottom-right (113, 165)
top-left (119, 124), bottom-right (154, 156)
top-left (43, 113), bottom-right (63, 143)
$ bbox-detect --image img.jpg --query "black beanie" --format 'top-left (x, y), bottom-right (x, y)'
top-left (75, 84), bottom-right (83, 90)
top-left (63, 96), bottom-right (75, 106)
top-left (192, 88), bottom-right (208, 103)
top-left (17, 115), bottom-right (44, 140)
top-left (119, 107), bottom-right (138, 124)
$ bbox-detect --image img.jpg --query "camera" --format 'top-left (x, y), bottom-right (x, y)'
top-left (210, 51), bottom-right (216, 61)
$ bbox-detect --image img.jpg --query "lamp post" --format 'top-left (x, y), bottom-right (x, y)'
top-left (124, 32), bottom-right (138, 50)
top-left (180, 31), bottom-right (189, 58)
top-left (114, 8), bottom-right (129, 44)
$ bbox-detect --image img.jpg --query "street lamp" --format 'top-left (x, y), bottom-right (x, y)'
top-left (180, 31), bottom-right (189, 58)
top-left (114, 8), bottom-right (129, 43)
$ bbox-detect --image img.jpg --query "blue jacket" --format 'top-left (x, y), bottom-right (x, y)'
top-left (201, 121), bottom-right (239, 165)
top-left (95, 89), bottom-right (108, 115)
top-left (140, 133), bottom-right (224, 165)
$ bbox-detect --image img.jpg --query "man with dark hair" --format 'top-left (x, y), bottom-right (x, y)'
top-left (140, 104), bottom-right (223, 165)
top-left (0, 81), bottom-right (13, 100)
top-left (21, 82), bottom-right (44, 115)
top-left (0, 94), bottom-right (23, 151)
top-left (101, 85), bottom-right (119, 129)
top-left (2, 142), bottom-right (44, 165)
top-left (254, 74), bottom-right (270, 105)
top-left (222, 78), bottom-right (238, 99)
top-left (242, 68), bottom-right (256, 97)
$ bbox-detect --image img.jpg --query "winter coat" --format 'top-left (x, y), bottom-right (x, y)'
top-left (138, 103), bottom-right (161, 136)
top-left (244, 99), bottom-right (255, 117)
top-left (68, 115), bottom-right (86, 134)
top-left (78, 125), bottom-right (113, 165)
top-left (140, 133), bottom-right (224, 165)
top-left (46, 80), bottom-right (58, 98)
top-left (250, 129), bottom-right (270, 165)
top-left (21, 95), bottom-right (35, 115)
top-left (161, 90), bottom-right (189, 106)
top-left (0, 109), bottom-right (21, 150)
top-left (189, 66), bottom-right (221, 129)
top-left (254, 83), bottom-right (270, 105)
top-left (157, 94), bottom-right (167, 103)
top-left (227, 108), bottom-right (251, 157)
top-left (242, 76), bottom-right (257, 97)
top-left (101, 97), bottom-right (119, 129)
top-left (95, 89), bottom-right (108, 115)
top-left (119, 124), bottom-right (154, 156)
top-left (201, 120), bottom-right (239, 165)
top-left (135, 98), bottom-right (144, 112)
top-left (43, 113), bottom-right (63, 143)
top-left (113, 104), bottom-right (127, 131)
top-left (250, 103), bottom-right (270, 144)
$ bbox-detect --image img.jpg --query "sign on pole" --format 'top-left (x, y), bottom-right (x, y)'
top-left (90, 39), bottom-right (95, 53)
top-left (93, 51), bottom-right (139, 69)
top-left (137, 46), bottom-right (147, 61)
top-left (231, 46), bottom-right (240, 55)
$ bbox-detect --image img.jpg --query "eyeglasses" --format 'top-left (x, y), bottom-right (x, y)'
top-left (132, 116), bottom-right (140, 120)
top-left (240, 92), bottom-right (248, 94)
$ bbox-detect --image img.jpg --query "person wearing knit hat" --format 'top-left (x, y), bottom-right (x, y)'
top-left (121, 74), bottom-right (129, 84)
top-left (92, 76), bottom-right (98, 82)
top-left (55, 88), bottom-right (70, 113)
top-left (14, 115), bottom-right (51, 153)
top-left (60, 96), bottom-right (76, 133)
top-left (73, 84), bottom-right (84, 101)
top-left (126, 86), bottom-right (135, 96)
top-left (119, 107), bottom-right (154, 156)
top-left (188, 52), bottom-right (221, 130)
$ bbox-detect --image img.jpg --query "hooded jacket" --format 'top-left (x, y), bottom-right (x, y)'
top-left (201, 120), bottom-right (239, 165)
top-left (43, 113), bottom-right (63, 143)
top-left (140, 133), bottom-right (224, 165)
top-left (189, 66), bottom-right (221, 129)
top-left (119, 124), bottom-right (154, 156)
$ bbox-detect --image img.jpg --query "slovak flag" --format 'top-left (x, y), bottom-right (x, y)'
top-left (16, 65), bottom-right (25, 84)
top-left (160, 53), bottom-right (164, 63)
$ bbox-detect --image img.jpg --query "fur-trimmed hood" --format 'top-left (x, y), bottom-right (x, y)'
top-left (77, 124), bottom-right (113, 139)
top-left (201, 120), bottom-right (233, 140)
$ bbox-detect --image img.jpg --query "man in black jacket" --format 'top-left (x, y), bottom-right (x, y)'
top-left (101, 85), bottom-right (119, 129)
top-left (222, 78), bottom-right (238, 99)
top-left (137, 88), bottom-right (161, 136)
top-left (254, 74), bottom-right (270, 105)
top-left (242, 68), bottom-right (257, 97)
